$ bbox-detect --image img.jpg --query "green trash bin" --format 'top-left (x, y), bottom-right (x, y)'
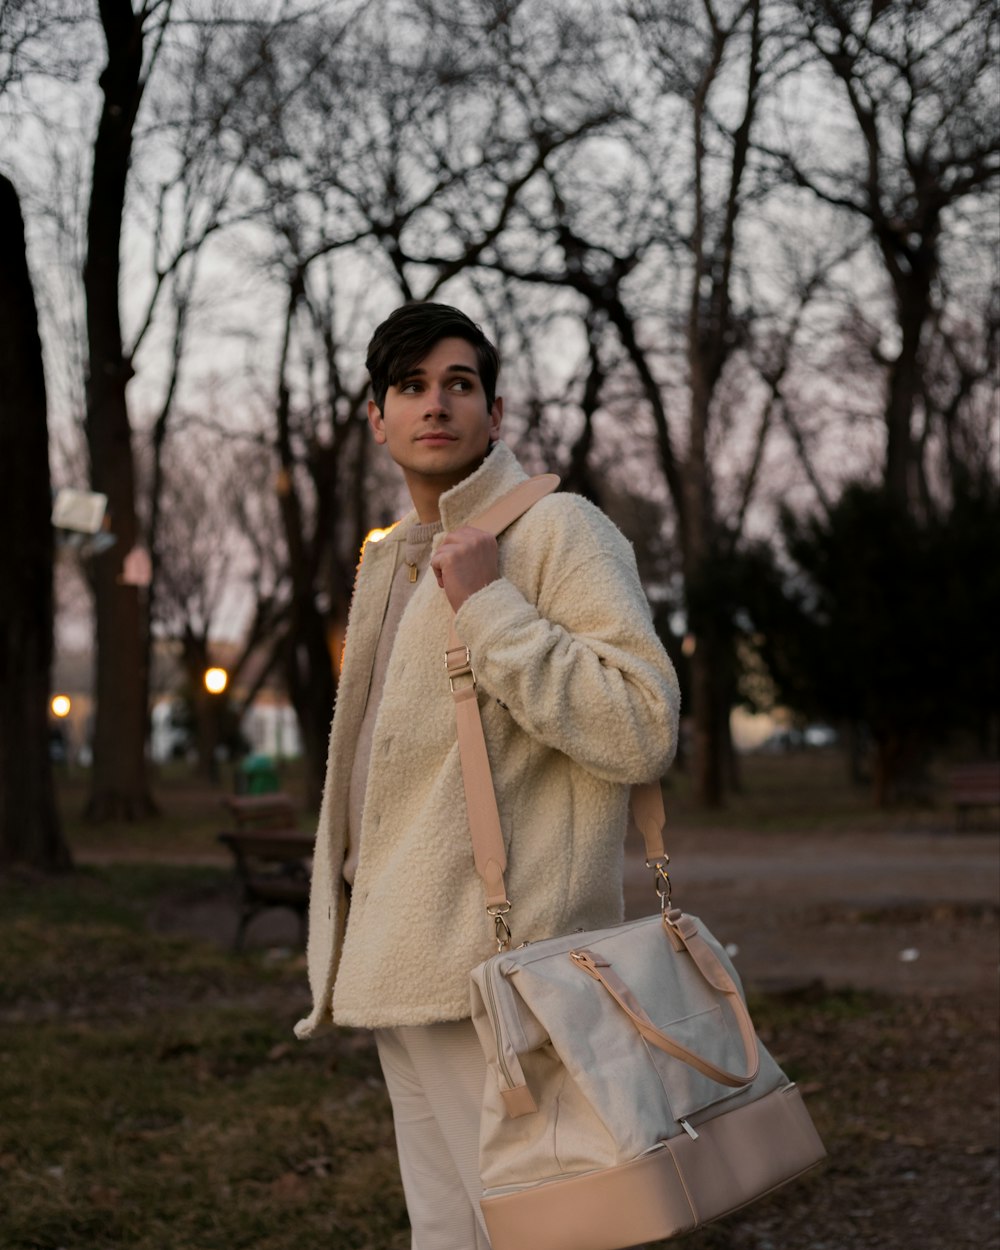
top-left (239, 753), bottom-right (280, 794)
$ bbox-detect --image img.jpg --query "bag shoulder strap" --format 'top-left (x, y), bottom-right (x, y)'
top-left (445, 475), bottom-right (668, 944)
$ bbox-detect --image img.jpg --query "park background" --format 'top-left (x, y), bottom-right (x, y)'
top-left (1, 1), bottom-right (998, 1248)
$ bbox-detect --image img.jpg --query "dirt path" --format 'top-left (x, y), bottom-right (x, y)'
top-left (131, 824), bottom-right (1000, 1001)
top-left (624, 826), bottom-right (1000, 997)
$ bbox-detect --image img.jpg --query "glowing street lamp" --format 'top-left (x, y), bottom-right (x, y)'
top-left (204, 667), bottom-right (228, 695)
top-left (51, 694), bottom-right (72, 718)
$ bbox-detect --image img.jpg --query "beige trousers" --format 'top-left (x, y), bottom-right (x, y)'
top-left (375, 1019), bottom-right (492, 1250)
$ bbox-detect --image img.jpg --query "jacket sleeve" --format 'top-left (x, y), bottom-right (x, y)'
top-left (453, 495), bottom-right (680, 784)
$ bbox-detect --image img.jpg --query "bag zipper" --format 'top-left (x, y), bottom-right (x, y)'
top-left (483, 955), bottom-right (516, 1092)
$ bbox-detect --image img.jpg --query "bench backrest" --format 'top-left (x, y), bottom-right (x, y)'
top-left (218, 829), bottom-right (312, 864)
top-left (949, 764), bottom-right (1000, 799)
top-left (223, 792), bottom-right (298, 831)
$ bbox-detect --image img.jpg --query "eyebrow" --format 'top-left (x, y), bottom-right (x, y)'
top-left (398, 362), bottom-right (480, 382)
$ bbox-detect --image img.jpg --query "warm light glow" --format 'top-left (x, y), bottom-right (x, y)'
top-left (204, 667), bottom-right (228, 695)
top-left (51, 695), bottom-right (72, 718)
top-left (681, 634), bottom-right (697, 658)
top-left (364, 525), bottom-right (395, 547)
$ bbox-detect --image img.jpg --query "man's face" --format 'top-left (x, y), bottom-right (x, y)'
top-left (368, 337), bottom-right (503, 496)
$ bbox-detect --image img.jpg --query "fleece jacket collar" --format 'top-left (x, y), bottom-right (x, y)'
top-left (381, 441), bottom-right (530, 544)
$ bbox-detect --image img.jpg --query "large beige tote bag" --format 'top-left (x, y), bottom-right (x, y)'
top-left (448, 477), bottom-right (826, 1250)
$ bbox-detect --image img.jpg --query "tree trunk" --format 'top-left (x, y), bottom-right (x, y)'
top-left (722, 689), bottom-right (741, 795)
top-left (883, 262), bottom-right (934, 512)
top-left (282, 606), bottom-right (336, 811)
top-left (83, 0), bottom-right (155, 819)
top-left (181, 631), bottom-right (220, 783)
top-left (0, 175), bottom-right (72, 870)
top-left (272, 281), bottom-right (338, 812)
top-left (675, 1), bottom-right (762, 809)
top-left (689, 643), bottom-right (725, 808)
top-left (683, 350), bottom-right (726, 806)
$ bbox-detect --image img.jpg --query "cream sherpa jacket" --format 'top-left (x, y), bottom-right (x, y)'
top-left (295, 442), bottom-right (680, 1037)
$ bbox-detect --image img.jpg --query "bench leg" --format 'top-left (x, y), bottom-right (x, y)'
top-left (234, 906), bottom-right (256, 952)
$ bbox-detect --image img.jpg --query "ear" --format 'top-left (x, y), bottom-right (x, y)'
top-left (488, 396), bottom-right (503, 442)
top-left (368, 399), bottom-right (387, 445)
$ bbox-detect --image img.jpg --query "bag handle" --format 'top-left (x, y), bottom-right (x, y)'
top-left (446, 474), bottom-right (669, 948)
top-left (570, 915), bottom-right (760, 1088)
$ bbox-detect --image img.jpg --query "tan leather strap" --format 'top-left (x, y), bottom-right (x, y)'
top-left (458, 472), bottom-right (562, 538)
top-left (453, 683), bottom-right (508, 908)
top-left (446, 476), bottom-right (560, 912)
top-left (447, 473), bottom-right (669, 929)
top-left (570, 920), bottom-right (760, 1088)
top-left (629, 777), bottom-right (667, 860)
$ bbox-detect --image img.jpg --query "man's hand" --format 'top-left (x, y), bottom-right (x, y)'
top-left (430, 526), bottom-right (499, 612)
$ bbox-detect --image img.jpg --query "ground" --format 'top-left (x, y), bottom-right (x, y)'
top-left (1, 754), bottom-right (997, 1249)
top-left (622, 824), bottom-right (999, 998)
top-left (156, 820), bottom-right (1000, 1250)
top-left (619, 824), bottom-right (1000, 1250)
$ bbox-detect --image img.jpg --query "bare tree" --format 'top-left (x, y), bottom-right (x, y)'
top-left (151, 433), bottom-right (285, 778)
top-left (77, 1), bottom-right (315, 816)
top-left (11, 0), bottom-right (996, 819)
top-left (466, 0), bottom-right (795, 803)
top-left (83, 0), bottom-right (175, 819)
top-left (205, 0), bottom-right (629, 803)
top-left (131, 9), bottom-right (308, 764)
top-left (0, 0), bottom-right (90, 864)
top-left (776, 0), bottom-right (999, 510)
top-left (0, 173), bottom-right (71, 869)
top-left (923, 294), bottom-right (1000, 501)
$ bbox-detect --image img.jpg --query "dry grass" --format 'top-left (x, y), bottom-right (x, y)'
top-left (660, 748), bottom-right (971, 835)
top-left (0, 868), bottom-right (408, 1250)
top-left (1, 865), bottom-right (996, 1250)
top-left (6, 756), bottom-right (995, 1248)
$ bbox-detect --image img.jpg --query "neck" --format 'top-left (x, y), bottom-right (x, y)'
top-left (404, 455), bottom-right (490, 523)
top-left (407, 479), bottom-right (447, 523)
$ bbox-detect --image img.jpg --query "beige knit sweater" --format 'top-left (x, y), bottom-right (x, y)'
top-left (295, 442), bottom-right (680, 1036)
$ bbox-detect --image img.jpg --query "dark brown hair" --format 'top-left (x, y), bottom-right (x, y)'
top-left (365, 302), bottom-right (501, 411)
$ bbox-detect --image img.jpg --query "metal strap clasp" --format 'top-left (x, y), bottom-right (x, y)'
top-left (445, 644), bottom-right (477, 693)
top-left (487, 900), bottom-right (512, 952)
top-left (646, 854), bottom-right (672, 913)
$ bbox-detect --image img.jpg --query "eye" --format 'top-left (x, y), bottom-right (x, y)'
top-left (399, 381), bottom-right (423, 394)
top-left (450, 378), bottom-right (472, 392)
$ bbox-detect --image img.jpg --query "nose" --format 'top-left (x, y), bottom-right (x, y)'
top-left (423, 385), bottom-right (450, 418)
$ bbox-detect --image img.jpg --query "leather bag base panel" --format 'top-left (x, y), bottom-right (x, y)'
top-left (481, 1083), bottom-right (826, 1250)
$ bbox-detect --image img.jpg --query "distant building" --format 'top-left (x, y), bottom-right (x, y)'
top-left (51, 641), bottom-right (303, 766)
top-left (239, 692), bottom-right (303, 760)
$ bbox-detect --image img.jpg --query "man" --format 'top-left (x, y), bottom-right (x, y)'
top-left (296, 302), bottom-right (680, 1248)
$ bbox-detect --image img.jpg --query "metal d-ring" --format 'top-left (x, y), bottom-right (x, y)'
top-left (647, 857), bottom-right (672, 911)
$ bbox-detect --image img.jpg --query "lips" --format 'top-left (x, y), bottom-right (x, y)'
top-left (417, 432), bottom-right (457, 442)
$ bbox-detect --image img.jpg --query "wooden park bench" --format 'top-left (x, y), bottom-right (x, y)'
top-left (949, 763), bottom-right (1000, 831)
top-left (217, 793), bottom-right (313, 950)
